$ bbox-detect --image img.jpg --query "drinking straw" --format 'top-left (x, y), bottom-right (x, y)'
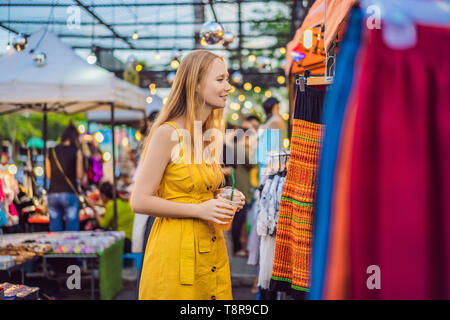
top-left (230, 168), bottom-right (235, 201)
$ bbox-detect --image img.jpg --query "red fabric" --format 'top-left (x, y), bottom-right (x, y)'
top-left (349, 25), bottom-right (450, 299)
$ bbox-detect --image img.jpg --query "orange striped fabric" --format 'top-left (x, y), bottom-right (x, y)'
top-left (271, 119), bottom-right (324, 294)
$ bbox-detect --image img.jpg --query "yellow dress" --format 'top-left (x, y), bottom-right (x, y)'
top-left (139, 121), bottom-right (233, 300)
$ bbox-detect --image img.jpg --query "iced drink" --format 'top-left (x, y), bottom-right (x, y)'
top-left (214, 187), bottom-right (240, 231)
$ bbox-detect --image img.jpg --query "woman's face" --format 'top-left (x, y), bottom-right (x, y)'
top-left (200, 58), bottom-right (231, 110)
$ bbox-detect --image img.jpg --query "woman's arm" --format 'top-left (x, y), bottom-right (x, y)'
top-left (130, 124), bottom-right (234, 224)
top-left (45, 155), bottom-right (51, 180)
top-left (76, 149), bottom-right (84, 181)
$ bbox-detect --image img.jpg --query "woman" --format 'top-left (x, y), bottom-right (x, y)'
top-left (45, 122), bottom-right (83, 231)
top-left (131, 50), bottom-right (245, 300)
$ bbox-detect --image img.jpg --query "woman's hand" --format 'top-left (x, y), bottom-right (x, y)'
top-left (197, 199), bottom-right (235, 225)
top-left (235, 190), bottom-right (246, 212)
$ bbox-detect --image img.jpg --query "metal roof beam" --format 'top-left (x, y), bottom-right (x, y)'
top-left (0, 18), bottom-right (290, 26)
top-left (3, 1), bottom-right (294, 7)
top-left (72, 0), bottom-right (135, 49)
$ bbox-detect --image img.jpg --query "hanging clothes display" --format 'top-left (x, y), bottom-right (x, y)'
top-left (270, 83), bottom-right (325, 297)
top-left (310, 0), bottom-right (450, 299)
top-left (257, 173), bottom-right (286, 290)
top-left (309, 5), bottom-right (365, 300)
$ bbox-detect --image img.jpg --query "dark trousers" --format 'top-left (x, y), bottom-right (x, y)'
top-left (231, 203), bottom-right (249, 253)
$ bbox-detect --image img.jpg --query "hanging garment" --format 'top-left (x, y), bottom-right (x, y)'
top-left (309, 6), bottom-right (365, 300)
top-left (139, 122), bottom-right (231, 300)
top-left (345, 23), bottom-right (450, 300)
top-left (258, 174), bottom-right (281, 289)
top-left (270, 85), bottom-right (325, 297)
top-left (247, 188), bottom-right (262, 266)
top-left (256, 176), bottom-right (275, 237)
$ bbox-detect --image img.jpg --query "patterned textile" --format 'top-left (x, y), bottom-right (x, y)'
top-left (270, 119), bottom-right (324, 295)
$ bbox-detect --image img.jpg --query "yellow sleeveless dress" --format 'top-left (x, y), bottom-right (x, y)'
top-left (138, 121), bottom-right (233, 300)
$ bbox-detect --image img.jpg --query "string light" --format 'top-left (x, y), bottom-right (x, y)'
top-left (231, 113), bottom-right (239, 121)
top-left (244, 101), bottom-right (253, 109)
top-left (132, 31), bottom-right (139, 40)
top-left (150, 88), bottom-right (157, 95)
top-left (87, 52), bottom-right (97, 64)
top-left (277, 75), bottom-right (286, 85)
top-left (230, 102), bottom-right (241, 111)
top-left (102, 152), bottom-right (111, 162)
top-left (265, 90), bottom-right (272, 98)
top-left (146, 97), bottom-right (153, 104)
top-left (254, 86), bottom-right (261, 93)
top-left (135, 131), bottom-right (142, 142)
top-left (8, 164), bottom-right (18, 175)
top-left (279, 47), bottom-right (286, 55)
top-left (238, 94), bottom-right (246, 102)
top-left (136, 64), bottom-right (143, 72)
top-left (243, 82), bottom-right (252, 91)
top-left (282, 113), bottom-right (290, 120)
top-left (77, 124), bottom-right (86, 134)
top-left (248, 55), bottom-right (256, 63)
top-left (34, 166), bottom-right (44, 177)
top-left (170, 59), bottom-right (180, 69)
top-left (283, 138), bottom-right (290, 149)
top-left (94, 131), bottom-right (104, 143)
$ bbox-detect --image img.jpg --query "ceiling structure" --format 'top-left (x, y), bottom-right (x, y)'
top-left (0, 0), bottom-right (314, 88)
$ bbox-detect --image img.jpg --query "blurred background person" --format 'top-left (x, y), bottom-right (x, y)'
top-left (45, 122), bottom-right (84, 231)
top-left (256, 97), bottom-right (285, 181)
top-left (92, 180), bottom-right (135, 253)
top-left (228, 117), bottom-right (259, 257)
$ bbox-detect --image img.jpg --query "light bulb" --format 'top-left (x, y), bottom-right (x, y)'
top-left (87, 52), bottom-right (97, 64)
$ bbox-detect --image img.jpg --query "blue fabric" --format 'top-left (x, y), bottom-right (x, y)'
top-left (48, 192), bottom-right (80, 231)
top-left (308, 7), bottom-right (364, 300)
top-left (0, 203), bottom-right (7, 227)
top-left (256, 129), bottom-right (283, 181)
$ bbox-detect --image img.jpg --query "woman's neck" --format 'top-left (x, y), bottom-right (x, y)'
top-left (199, 104), bottom-right (213, 124)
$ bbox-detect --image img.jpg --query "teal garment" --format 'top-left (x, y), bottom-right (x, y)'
top-left (100, 198), bottom-right (135, 240)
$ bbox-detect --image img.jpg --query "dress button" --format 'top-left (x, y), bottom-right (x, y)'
top-left (211, 266), bottom-right (216, 272)
top-left (212, 236), bottom-right (216, 242)
top-left (211, 296), bottom-right (216, 300)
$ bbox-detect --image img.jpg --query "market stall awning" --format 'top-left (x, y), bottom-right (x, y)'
top-left (285, 0), bottom-right (357, 76)
top-left (86, 94), bottom-right (163, 125)
top-left (0, 28), bottom-right (146, 115)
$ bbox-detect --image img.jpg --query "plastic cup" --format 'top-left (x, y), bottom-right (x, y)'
top-left (214, 187), bottom-right (241, 231)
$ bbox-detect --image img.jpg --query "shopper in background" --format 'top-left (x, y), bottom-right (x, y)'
top-left (230, 117), bottom-right (259, 257)
top-left (94, 180), bottom-right (135, 253)
top-left (45, 122), bottom-right (83, 231)
top-left (256, 97), bottom-right (286, 181)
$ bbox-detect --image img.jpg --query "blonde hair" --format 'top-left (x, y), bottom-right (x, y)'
top-left (141, 50), bottom-right (225, 188)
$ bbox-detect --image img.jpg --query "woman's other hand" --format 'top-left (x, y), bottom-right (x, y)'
top-left (197, 199), bottom-right (235, 225)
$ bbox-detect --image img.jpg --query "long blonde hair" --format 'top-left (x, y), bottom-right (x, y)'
top-left (141, 50), bottom-right (225, 187)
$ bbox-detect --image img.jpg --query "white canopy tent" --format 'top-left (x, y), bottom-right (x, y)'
top-left (0, 28), bottom-right (146, 227)
top-left (86, 94), bottom-right (163, 125)
top-left (0, 28), bottom-right (146, 115)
